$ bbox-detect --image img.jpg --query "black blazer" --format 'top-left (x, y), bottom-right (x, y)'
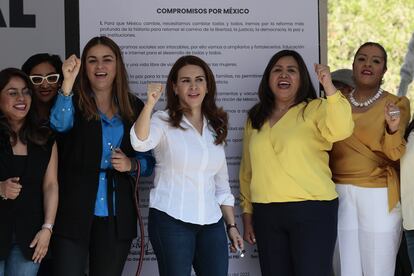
top-left (54, 94), bottom-right (144, 242)
top-left (0, 137), bottom-right (53, 260)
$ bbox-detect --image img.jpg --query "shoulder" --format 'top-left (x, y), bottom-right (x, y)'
top-left (384, 91), bottom-right (410, 107)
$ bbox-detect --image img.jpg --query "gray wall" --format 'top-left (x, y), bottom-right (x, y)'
top-left (0, 0), bottom-right (65, 69)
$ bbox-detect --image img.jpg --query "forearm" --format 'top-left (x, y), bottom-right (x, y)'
top-left (134, 103), bottom-right (154, 141)
top-left (220, 205), bottom-right (236, 225)
top-left (322, 83), bottom-right (338, 96)
top-left (43, 182), bottom-right (58, 225)
top-left (61, 78), bottom-right (75, 96)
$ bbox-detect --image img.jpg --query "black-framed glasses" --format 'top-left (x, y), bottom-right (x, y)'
top-left (29, 74), bottom-right (60, 85)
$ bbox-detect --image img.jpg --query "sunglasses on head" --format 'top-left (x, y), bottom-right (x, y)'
top-left (29, 74), bottom-right (60, 85)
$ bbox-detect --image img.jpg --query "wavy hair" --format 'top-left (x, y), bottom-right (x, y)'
top-left (0, 68), bottom-right (51, 146)
top-left (248, 50), bottom-right (317, 130)
top-left (165, 55), bottom-right (228, 145)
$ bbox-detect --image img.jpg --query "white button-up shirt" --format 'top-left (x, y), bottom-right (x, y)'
top-left (130, 110), bottom-right (234, 225)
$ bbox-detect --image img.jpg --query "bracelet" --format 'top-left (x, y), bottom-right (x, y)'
top-left (42, 223), bottom-right (53, 234)
top-left (226, 223), bottom-right (238, 234)
top-left (58, 88), bottom-right (74, 97)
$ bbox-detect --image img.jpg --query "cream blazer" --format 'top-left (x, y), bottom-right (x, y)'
top-left (401, 131), bottom-right (414, 230)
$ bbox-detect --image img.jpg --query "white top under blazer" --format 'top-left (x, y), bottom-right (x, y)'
top-left (130, 110), bottom-right (234, 225)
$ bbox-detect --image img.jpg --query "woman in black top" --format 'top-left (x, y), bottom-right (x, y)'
top-left (0, 68), bottom-right (58, 275)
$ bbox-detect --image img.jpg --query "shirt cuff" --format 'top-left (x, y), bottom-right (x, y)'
top-left (58, 89), bottom-right (74, 97)
top-left (217, 193), bottom-right (235, 207)
top-left (240, 200), bottom-right (253, 214)
top-left (385, 128), bottom-right (404, 147)
top-left (326, 90), bottom-right (344, 103)
top-left (130, 125), bottom-right (152, 151)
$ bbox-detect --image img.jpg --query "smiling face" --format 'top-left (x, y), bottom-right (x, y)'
top-left (0, 76), bottom-right (32, 123)
top-left (85, 44), bottom-right (117, 93)
top-left (268, 55), bottom-right (300, 105)
top-left (173, 64), bottom-right (207, 113)
top-left (353, 45), bottom-right (387, 88)
top-left (29, 62), bottom-right (59, 103)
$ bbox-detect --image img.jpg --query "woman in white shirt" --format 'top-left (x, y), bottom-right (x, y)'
top-left (401, 120), bottom-right (414, 270)
top-left (130, 55), bottom-right (243, 276)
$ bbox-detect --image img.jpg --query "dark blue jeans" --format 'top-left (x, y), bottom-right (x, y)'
top-left (148, 208), bottom-right (228, 276)
top-left (0, 243), bottom-right (40, 276)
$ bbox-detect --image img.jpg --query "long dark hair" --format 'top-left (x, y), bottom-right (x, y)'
top-left (165, 55), bottom-right (228, 145)
top-left (0, 68), bottom-right (51, 146)
top-left (248, 50), bottom-right (317, 130)
top-left (77, 36), bottom-right (135, 122)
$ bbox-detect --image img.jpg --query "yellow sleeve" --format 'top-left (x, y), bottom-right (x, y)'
top-left (317, 91), bottom-right (354, 142)
top-left (382, 96), bottom-right (410, 161)
top-left (239, 120), bottom-right (253, 214)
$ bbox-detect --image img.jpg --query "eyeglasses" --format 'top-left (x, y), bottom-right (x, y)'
top-left (29, 74), bottom-right (60, 85)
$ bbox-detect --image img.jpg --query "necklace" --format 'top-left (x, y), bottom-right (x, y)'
top-left (349, 88), bottom-right (383, 107)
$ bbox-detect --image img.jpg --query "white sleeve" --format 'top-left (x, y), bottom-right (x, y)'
top-left (130, 111), bottom-right (167, 152)
top-left (214, 155), bottom-right (235, 207)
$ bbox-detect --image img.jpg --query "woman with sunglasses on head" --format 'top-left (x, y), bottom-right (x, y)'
top-left (50, 36), bottom-right (154, 276)
top-left (330, 42), bottom-right (410, 276)
top-left (131, 55), bottom-right (243, 276)
top-left (22, 53), bottom-right (63, 125)
top-left (0, 68), bottom-right (58, 276)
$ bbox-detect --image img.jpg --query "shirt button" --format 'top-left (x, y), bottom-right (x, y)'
top-left (62, 108), bottom-right (65, 111)
top-left (101, 177), bottom-right (105, 180)
top-left (100, 197), bottom-right (104, 201)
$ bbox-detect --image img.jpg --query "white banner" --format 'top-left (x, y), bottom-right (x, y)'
top-left (79, 1), bottom-right (320, 275)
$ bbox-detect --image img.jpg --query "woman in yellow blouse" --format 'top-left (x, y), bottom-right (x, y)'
top-left (330, 42), bottom-right (410, 276)
top-left (239, 50), bottom-right (354, 276)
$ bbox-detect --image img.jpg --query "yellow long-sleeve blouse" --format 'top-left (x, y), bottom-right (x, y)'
top-left (239, 92), bottom-right (354, 214)
top-left (330, 92), bottom-right (410, 210)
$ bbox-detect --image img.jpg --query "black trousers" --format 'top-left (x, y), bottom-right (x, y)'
top-left (52, 216), bottom-right (132, 276)
top-left (253, 199), bottom-right (338, 276)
